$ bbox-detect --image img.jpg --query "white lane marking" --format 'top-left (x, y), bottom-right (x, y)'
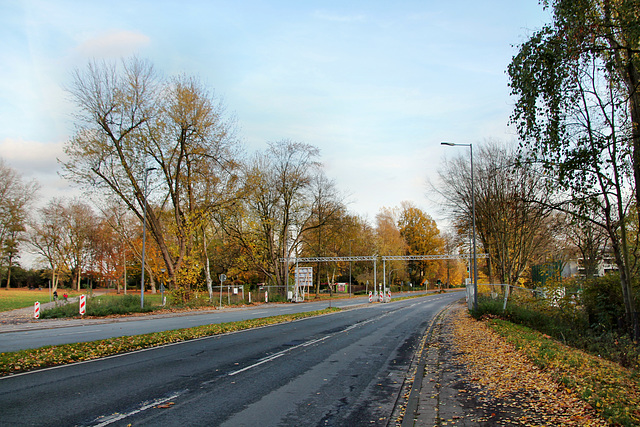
top-left (227, 314), bottom-right (384, 377)
top-left (53, 329), bottom-right (102, 336)
top-left (92, 391), bottom-right (183, 426)
top-left (228, 335), bottom-right (332, 377)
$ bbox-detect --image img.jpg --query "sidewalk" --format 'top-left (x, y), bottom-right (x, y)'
top-left (401, 301), bottom-right (607, 426)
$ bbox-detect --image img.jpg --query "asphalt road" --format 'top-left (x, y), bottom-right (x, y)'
top-left (0, 292), bottom-right (461, 427)
top-left (0, 292), bottom-right (436, 353)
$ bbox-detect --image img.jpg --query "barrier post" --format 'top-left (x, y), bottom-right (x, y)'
top-left (79, 294), bottom-right (86, 316)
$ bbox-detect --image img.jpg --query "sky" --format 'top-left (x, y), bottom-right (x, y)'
top-left (0, 0), bottom-right (552, 227)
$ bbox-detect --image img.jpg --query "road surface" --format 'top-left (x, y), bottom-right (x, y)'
top-left (0, 292), bottom-right (440, 352)
top-left (0, 292), bottom-right (461, 426)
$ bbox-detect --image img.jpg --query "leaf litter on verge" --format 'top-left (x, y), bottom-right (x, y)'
top-left (452, 305), bottom-right (608, 426)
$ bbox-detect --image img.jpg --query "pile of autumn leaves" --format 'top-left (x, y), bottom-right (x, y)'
top-left (0, 308), bottom-right (340, 376)
top-left (453, 306), bottom-right (640, 426)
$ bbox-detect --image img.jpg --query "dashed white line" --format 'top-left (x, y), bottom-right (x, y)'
top-left (91, 391), bottom-right (183, 426)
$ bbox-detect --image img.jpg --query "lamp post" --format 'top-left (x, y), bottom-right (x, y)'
top-left (441, 142), bottom-right (478, 310)
top-left (140, 167), bottom-right (156, 309)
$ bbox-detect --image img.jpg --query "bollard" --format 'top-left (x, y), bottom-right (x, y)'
top-left (79, 294), bottom-right (86, 315)
top-left (34, 301), bottom-right (40, 319)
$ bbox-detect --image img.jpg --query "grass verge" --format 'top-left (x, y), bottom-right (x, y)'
top-left (485, 318), bottom-right (640, 426)
top-left (0, 307), bottom-right (340, 377)
top-left (0, 289), bottom-right (81, 312)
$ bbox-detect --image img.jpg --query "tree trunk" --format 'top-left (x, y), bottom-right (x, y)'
top-left (123, 256), bottom-right (127, 295)
top-left (52, 268), bottom-right (58, 294)
top-left (203, 230), bottom-right (213, 301)
top-left (6, 261), bottom-right (11, 289)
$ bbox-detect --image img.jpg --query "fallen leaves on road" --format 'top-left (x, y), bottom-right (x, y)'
top-left (452, 306), bottom-right (609, 426)
top-left (155, 402), bottom-right (175, 409)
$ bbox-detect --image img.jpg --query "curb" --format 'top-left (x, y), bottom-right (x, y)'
top-left (400, 302), bottom-right (453, 427)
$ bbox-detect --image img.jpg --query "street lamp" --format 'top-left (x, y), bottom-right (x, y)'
top-left (441, 142), bottom-right (478, 310)
top-left (140, 167), bottom-right (156, 309)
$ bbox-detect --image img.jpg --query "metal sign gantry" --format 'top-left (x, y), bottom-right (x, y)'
top-left (282, 256), bottom-right (379, 301)
top-left (380, 254), bottom-right (487, 289)
top-left (285, 256), bottom-right (378, 263)
top-left (382, 254), bottom-right (488, 261)
top-left (281, 253), bottom-right (486, 300)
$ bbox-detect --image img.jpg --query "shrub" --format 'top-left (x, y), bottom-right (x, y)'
top-left (472, 279), bottom-right (640, 370)
top-left (40, 294), bottom-right (157, 318)
top-left (581, 273), bottom-right (627, 332)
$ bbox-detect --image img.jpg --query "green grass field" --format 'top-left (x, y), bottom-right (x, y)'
top-left (0, 288), bottom-right (63, 312)
top-left (0, 288), bottom-right (140, 312)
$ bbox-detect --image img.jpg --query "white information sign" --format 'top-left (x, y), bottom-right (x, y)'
top-left (294, 266), bottom-right (313, 302)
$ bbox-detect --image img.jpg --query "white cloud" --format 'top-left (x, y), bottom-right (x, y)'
top-left (0, 138), bottom-right (82, 210)
top-left (75, 30), bottom-right (150, 58)
top-left (0, 138), bottom-right (64, 176)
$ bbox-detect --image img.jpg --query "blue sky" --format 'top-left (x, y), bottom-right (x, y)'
top-left (0, 0), bottom-right (551, 224)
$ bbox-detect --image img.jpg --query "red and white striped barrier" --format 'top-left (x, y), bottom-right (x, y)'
top-left (79, 294), bottom-right (86, 315)
top-left (368, 291), bottom-right (373, 303)
top-left (34, 301), bottom-right (40, 319)
top-left (379, 292), bottom-right (383, 302)
top-left (388, 290), bottom-right (391, 300)
top-left (265, 291), bottom-right (268, 303)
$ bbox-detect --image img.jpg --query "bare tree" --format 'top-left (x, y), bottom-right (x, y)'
top-left (0, 159), bottom-right (39, 287)
top-left (224, 140), bottom-right (342, 293)
top-left (438, 141), bottom-right (553, 286)
top-left (61, 58), bottom-right (241, 289)
top-left (29, 200), bottom-right (68, 293)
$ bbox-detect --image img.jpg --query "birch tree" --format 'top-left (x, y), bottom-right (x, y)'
top-left (509, 2), bottom-right (640, 334)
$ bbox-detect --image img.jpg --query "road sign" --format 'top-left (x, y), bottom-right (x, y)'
top-left (34, 301), bottom-right (40, 319)
top-left (294, 266), bottom-right (312, 302)
top-left (368, 291), bottom-right (373, 303)
top-left (219, 274), bottom-right (227, 282)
